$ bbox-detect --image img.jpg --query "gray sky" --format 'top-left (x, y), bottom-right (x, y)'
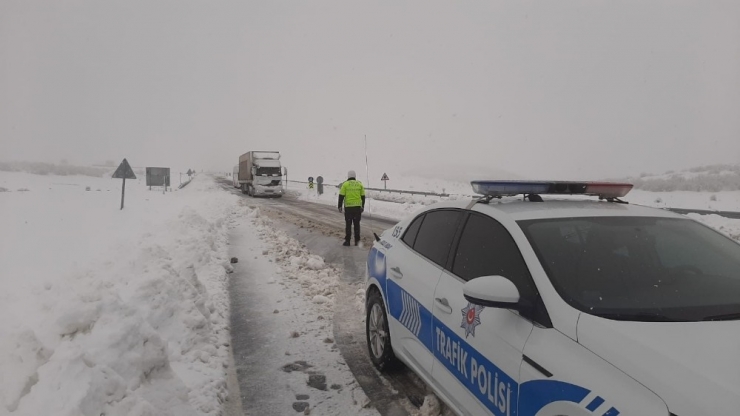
top-left (1, 0), bottom-right (739, 182)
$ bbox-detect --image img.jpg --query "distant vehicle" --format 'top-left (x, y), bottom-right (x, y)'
top-left (366, 180), bottom-right (740, 416)
top-left (232, 165), bottom-right (239, 188)
top-left (237, 151), bottom-right (283, 197)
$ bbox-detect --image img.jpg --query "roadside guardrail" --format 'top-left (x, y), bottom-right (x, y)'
top-left (285, 179), bottom-right (450, 197)
top-left (365, 187), bottom-right (450, 197)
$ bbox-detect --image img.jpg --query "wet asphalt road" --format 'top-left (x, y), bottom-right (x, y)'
top-left (219, 181), bottom-right (432, 416)
top-left (228, 222), bottom-right (294, 413)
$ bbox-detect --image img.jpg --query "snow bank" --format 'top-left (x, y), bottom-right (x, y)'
top-left (0, 172), bottom-right (238, 415)
top-left (248, 207), bottom-right (342, 310)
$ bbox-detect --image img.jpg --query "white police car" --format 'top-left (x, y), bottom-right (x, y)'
top-left (365, 180), bottom-right (740, 416)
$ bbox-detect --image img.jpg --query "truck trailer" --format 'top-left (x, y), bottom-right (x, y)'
top-left (237, 151), bottom-right (283, 197)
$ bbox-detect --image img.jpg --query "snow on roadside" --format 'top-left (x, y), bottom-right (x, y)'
top-left (0, 172), bottom-right (239, 416)
top-left (246, 205), bottom-right (362, 318)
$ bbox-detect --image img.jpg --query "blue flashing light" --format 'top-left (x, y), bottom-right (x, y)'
top-left (472, 181), bottom-right (551, 196)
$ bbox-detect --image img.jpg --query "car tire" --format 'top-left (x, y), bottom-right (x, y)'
top-left (366, 290), bottom-right (399, 371)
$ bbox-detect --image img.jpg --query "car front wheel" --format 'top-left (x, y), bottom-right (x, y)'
top-left (366, 290), bottom-right (399, 371)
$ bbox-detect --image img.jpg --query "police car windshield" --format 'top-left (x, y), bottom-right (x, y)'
top-left (518, 216), bottom-right (740, 322)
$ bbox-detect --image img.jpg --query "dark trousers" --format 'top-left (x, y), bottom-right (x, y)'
top-left (344, 207), bottom-right (362, 243)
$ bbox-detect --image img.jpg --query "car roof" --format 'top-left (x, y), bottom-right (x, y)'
top-left (419, 197), bottom-right (685, 222)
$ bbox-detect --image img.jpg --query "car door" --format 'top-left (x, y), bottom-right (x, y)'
top-left (431, 213), bottom-right (538, 416)
top-left (385, 209), bottom-right (464, 378)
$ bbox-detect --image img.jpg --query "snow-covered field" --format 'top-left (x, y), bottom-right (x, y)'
top-left (0, 172), bottom-right (237, 415)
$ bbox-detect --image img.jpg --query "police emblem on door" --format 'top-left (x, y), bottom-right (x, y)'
top-left (460, 303), bottom-right (484, 338)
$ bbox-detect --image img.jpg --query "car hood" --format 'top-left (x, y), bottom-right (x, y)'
top-left (577, 313), bottom-right (740, 416)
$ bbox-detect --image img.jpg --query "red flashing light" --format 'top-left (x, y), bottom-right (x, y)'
top-left (583, 182), bottom-right (633, 198)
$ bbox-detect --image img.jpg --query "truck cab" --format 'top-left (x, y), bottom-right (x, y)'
top-left (238, 151), bottom-right (284, 197)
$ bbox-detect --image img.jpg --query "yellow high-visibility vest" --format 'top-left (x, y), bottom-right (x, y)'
top-left (339, 180), bottom-right (365, 207)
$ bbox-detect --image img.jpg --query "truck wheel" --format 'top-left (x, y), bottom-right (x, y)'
top-left (248, 186), bottom-right (254, 196)
top-left (366, 290), bottom-right (399, 371)
top-left (240, 184), bottom-right (247, 194)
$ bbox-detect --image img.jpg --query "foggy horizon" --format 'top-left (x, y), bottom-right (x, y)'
top-left (2, 1), bottom-right (739, 183)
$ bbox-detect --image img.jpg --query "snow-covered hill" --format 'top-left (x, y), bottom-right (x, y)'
top-left (0, 161), bottom-right (113, 178)
top-left (610, 164), bottom-right (740, 192)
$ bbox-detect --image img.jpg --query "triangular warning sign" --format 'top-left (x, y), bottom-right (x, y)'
top-left (381, 173), bottom-right (389, 181)
top-left (112, 158), bottom-right (136, 179)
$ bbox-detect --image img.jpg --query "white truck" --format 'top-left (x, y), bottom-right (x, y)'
top-left (237, 151), bottom-right (283, 197)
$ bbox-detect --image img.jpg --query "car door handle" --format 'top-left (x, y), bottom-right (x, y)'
top-left (390, 267), bottom-right (403, 278)
top-left (435, 297), bottom-right (452, 314)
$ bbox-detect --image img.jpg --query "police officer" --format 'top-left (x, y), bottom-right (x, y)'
top-left (338, 170), bottom-right (366, 246)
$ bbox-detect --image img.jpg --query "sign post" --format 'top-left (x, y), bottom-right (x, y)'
top-left (112, 158), bottom-right (137, 210)
top-left (381, 173), bottom-right (390, 189)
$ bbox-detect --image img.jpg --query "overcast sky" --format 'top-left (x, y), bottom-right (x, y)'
top-left (1, 0), bottom-right (739, 182)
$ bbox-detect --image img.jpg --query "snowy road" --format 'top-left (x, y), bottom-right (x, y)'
top-left (219, 180), bottom-right (437, 416)
top-left (228, 216), bottom-right (377, 415)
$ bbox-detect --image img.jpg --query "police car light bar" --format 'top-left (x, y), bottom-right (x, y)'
top-left (471, 180), bottom-right (633, 199)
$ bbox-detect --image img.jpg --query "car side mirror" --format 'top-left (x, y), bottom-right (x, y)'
top-left (463, 275), bottom-right (521, 309)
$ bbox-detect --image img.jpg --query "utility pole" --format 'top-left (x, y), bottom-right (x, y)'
top-left (364, 135), bottom-right (370, 188)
